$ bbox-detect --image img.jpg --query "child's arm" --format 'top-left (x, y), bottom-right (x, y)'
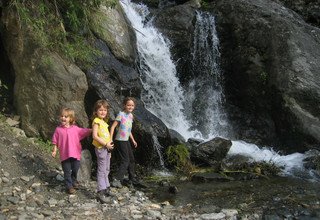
top-left (52, 144), bottom-right (58, 158)
top-left (92, 123), bottom-right (113, 150)
top-left (130, 133), bottom-right (137, 148)
top-left (109, 120), bottom-right (119, 142)
top-left (79, 127), bottom-right (92, 140)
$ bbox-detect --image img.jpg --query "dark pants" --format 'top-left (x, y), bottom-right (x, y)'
top-left (115, 140), bottom-right (135, 181)
top-left (61, 158), bottom-right (80, 189)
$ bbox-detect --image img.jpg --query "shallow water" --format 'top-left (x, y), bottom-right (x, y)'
top-left (146, 176), bottom-right (320, 218)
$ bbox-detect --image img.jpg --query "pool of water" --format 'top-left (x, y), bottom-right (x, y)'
top-left (144, 176), bottom-right (320, 218)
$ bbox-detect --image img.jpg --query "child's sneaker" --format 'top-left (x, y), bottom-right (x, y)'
top-left (97, 190), bottom-right (109, 204)
top-left (73, 181), bottom-right (80, 189)
top-left (111, 179), bottom-right (122, 188)
top-left (105, 188), bottom-right (115, 197)
top-left (68, 187), bottom-right (76, 194)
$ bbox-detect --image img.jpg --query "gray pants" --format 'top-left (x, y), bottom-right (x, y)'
top-left (95, 148), bottom-right (111, 191)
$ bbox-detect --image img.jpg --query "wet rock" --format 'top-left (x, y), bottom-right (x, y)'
top-left (190, 137), bottom-right (232, 168)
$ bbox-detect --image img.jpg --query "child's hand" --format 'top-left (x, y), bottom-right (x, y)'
top-left (132, 140), bottom-right (138, 148)
top-left (106, 141), bottom-right (114, 151)
top-left (52, 150), bottom-right (56, 158)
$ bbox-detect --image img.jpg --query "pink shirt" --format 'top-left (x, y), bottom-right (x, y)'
top-left (52, 125), bottom-right (91, 162)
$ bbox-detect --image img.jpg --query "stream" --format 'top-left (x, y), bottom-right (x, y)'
top-left (145, 176), bottom-right (320, 219)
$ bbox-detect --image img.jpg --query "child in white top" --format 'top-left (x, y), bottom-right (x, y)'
top-left (110, 97), bottom-right (139, 188)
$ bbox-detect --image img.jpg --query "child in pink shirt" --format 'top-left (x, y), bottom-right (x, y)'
top-left (52, 108), bottom-right (91, 194)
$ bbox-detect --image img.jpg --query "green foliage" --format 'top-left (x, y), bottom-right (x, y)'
top-left (8, 0), bottom-right (104, 67)
top-left (166, 144), bottom-right (197, 178)
top-left (34, 138), bottom-right (54, 154)
top-left (221, 161), bottom-right (281, 180)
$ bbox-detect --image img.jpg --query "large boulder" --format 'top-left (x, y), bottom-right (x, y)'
top-left (1, 9), bottom-right (89, 139)
top-left (89, 2), bottom-right (137, 64)
top-left (190, 137), bottom-right (232, 169)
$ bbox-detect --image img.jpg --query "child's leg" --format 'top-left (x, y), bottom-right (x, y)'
top-left (70, 158), bottom-right (80, 185)
top-left (115, 141), bottom-right (130, 181)
top-left (61, 158), bottom-right (73, 189)
top-left (126, 142), bottom-right (136, 180)
top-left (106, 152), bottom-right (111, 188)
top-left (95, 148), bottom-right (108, 191)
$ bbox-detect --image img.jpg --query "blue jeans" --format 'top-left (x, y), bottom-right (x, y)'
top-left (61, 158), bottom-right (80, 189)
top-left (95, 148), bottom-right (111, 191)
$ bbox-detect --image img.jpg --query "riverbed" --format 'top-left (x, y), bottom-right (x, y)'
top-left (145, 176), bottom-right (320, 219)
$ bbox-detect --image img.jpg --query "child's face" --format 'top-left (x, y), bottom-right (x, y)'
top-left (60, 112), bottom-right (71, 127)
top-left (96, 106), bottom-right (108, 119)
top-left (124, 100), bottom-right (135, 113)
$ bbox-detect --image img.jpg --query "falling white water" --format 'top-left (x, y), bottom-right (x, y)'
top-left (229, 141), bottom-right (319, 180)
top-left (120, 0), bottom-right (199, 139)
top-left (185, 11), bottom-right (231, 139)
top-left (152, 135), bottom-right (165, 167)
top-left (120, 0), bottom-right (317, 179)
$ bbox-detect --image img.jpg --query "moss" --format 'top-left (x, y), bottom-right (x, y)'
top-left (166, 144), bottom-right (197, 179)
top-left (7, 0), bottom-right (104, 68)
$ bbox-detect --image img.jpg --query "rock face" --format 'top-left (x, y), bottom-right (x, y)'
top-left (86, 39), bottom-right (172, 166)
top-left (1, 0), bottom-right (320, 170)
top-left (89, 4), bottom-right (137, 64)
top-left (1, 9), bottom-right (89, 138)
top-left (0, 1), bottom-right (174, 170)
top-left (153, 0), bottom-right (200, 84)
top-left (153, 0), bottom-right (320, 152)
top-left (209, 0), bottom-right (320, 152)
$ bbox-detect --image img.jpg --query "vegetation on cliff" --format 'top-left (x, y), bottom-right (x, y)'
top-left (4, 0), bottom-right (116, 67)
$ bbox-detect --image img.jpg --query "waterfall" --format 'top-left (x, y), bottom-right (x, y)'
top-left (120, 0), bottom-right (199, 139)
top-left (185, 11), bottom-right (231, 139)
top-left (152, 134), bottom-right (165, 167)
top-left (120, 0), bottom-right (317, 180)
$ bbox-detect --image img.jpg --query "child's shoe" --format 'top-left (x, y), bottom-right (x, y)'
top-left (111, 179), bottom-right (122, 188)
top-left (97, 190), bottom-right (109, 204)
top-left (68, 187), bottom-right (76, 194)
top-left (73, 181), bottom-right (80, 189)
top-left (105, 187), bottom-right (115, 197)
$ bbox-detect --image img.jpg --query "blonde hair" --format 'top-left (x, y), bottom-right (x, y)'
top-left (92, 99), bottom-right (109, 122)
top-left (60, 108), bottom-right (76, 125)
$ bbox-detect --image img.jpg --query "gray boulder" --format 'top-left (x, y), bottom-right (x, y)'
top-left (190, 137), bottom-right (232, 168)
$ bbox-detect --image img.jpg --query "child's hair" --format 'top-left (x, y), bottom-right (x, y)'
top-left (123, 97), bottom-right (136, 108)
top-left (60, 108), bottom-right (76, 125)
top-left (92, 99), bottom-right (109, 122)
